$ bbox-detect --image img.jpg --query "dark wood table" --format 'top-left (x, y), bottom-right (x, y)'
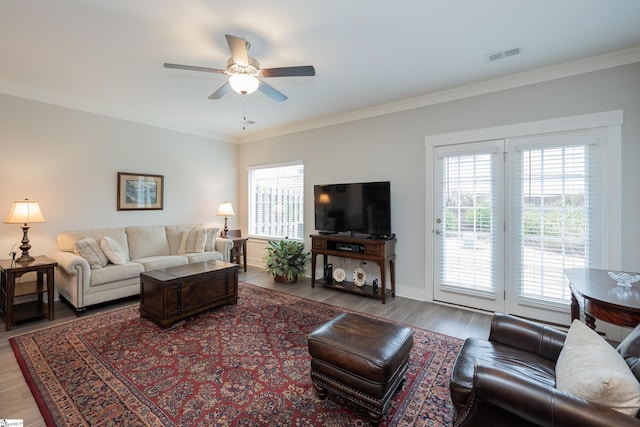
top-left (140, 260), bottom-right (239, 328)
top-left (310, 234), bottom-right (396, 304)
top-left (565, 267), bottom-right (640, 329)
top-left (228, 237), bottom-right (248, 272)
top-left (0, 255), bottom-right (57, 331)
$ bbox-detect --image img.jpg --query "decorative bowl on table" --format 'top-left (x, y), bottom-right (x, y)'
top-left (608, 271), bottom-right (640, 288)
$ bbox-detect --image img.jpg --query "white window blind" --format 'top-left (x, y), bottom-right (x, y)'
top-left (514, 133), bottom-right (598, 306)
top-left (248, 162), bottom-right (304, 240)
top-left (439, 149), bottom-right (497, 295)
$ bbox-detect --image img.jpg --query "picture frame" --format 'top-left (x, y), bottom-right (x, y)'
top-left (117, 172), bottom-right (164, 211)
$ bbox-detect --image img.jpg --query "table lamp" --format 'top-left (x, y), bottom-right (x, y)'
top-left (4, 199), bottom-right (46, 263)
top-left (217, 201), bottom-right (235, 238)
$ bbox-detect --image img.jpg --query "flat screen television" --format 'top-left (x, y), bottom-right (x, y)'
top-left (314, 181), bottom-right (391, 238)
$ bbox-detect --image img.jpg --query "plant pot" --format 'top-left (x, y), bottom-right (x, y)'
top-left (274, 274), bottom-right (298, 284)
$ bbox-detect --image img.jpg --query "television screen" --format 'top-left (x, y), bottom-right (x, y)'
top-left (314, 181), bottom-right (391, 237)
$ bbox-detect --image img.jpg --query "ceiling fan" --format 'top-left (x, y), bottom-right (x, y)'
top-left (164, 34), bottom-right (315, 102)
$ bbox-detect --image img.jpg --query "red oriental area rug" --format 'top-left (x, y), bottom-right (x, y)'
top-left (10, 282), bottom-right (462, 426)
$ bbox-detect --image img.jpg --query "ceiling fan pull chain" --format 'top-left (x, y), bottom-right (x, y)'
top-left (242, 95), bottom-right (247, 131)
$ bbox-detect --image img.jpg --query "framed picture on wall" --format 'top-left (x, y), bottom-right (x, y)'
top-left (117, 172), bottom-right (164, 210)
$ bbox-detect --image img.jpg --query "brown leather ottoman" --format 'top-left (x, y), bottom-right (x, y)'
top-left (308, 312), bottom-right (414, 425)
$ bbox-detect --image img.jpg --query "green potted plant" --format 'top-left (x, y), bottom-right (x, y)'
top-left (263, 239), bottom-right (310, 283)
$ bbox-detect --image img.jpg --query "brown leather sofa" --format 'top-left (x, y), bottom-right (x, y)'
top-left (450, 313), bottom-right (640, 427)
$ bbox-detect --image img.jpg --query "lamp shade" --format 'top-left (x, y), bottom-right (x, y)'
top-left (318, 193), bottom-right (330, 204)
top-left (228, 74), bottom-right (259, 95)
top-left (5, 199), bottom-right (46, 225)
top-left (217, 202), bottom-right (235, 217)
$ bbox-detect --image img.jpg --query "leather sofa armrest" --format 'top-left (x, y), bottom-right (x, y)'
top-left (455, 365), bottom-right (640, 427)
top-left (214, 237), bottom-right (233, 262)
top-left (489, 313), bottom-right (566, 361)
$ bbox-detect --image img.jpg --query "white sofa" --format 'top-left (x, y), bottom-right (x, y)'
top-left (51, 224), bottom-right (233, 315)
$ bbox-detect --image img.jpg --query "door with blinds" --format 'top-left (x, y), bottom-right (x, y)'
top-left (432, 130), bottom-right (603, 323)
top-left (506, 130), bottom-right (602, 324)
top-left (433, 140), bottom-right (505, 312)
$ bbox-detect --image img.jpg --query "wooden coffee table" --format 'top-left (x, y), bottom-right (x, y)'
top-left (140, 260), bottom-right (239, 328)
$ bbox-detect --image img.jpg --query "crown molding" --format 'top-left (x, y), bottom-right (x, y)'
top-left (237, 46), bottom-right (640, 144)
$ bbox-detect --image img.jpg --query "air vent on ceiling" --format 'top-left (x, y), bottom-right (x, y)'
top-left (486, 46), bottom-right (522, 63)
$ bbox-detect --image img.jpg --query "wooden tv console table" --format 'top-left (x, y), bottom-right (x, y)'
top-left (310, 234), bottom-right (396, 304)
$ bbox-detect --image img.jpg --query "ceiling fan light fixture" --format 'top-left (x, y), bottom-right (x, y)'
top-left (165, 35), bottom-right (314, 101)
top-left (228, 74), bottom-right (259, 95)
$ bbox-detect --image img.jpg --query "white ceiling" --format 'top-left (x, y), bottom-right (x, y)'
top-left (1, 1), bottom-right (640, 143)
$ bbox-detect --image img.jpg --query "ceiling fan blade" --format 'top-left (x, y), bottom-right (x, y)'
top-left (261, 65), bottom-right (316, 78)
top-left (258, 80), bottom-right (288, 102)
top-left (208, 82), bottom-right (232, 99)
top-left (225, 34), bottom-right (249, 66)
top-left (164, 63), bottom-right (226, 74)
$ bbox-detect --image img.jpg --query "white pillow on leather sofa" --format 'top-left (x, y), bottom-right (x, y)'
top-left (556, 319), bottom-right (640, 415)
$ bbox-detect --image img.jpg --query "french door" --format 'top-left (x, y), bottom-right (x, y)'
top-left (506, 131), bottom-right (603, 323)
top-left (433, 140), bottom-right (505, 312)
top-left (432, 130), bottom-right (604, 324)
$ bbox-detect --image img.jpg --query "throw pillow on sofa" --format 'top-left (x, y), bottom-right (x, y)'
top-left (556, 319), bottom-right (640, 415)
top-left (74, 237), bottom-right (109, 269)
top-left (178, 228), bottom-right (207, 253)
top-left (100, 236), bottom-right (127, 265)
top-left (204, 227), bottom-right (220, 252)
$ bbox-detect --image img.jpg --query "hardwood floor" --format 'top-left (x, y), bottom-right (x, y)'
top-left (0, 266), bottom-right (492, 425)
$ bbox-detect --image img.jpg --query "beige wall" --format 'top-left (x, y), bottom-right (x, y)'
top-left (238, 62), bottom-right (640, 300)
top-left (0, 94), bottom-right (238, 257)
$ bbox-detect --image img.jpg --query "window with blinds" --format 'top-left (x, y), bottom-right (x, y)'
top-left (439, 149), bottom-right (497, 296)
top-left (248, 162), bottom-right (304, 240)
top-left (512, 132), bottom-right (599, 307)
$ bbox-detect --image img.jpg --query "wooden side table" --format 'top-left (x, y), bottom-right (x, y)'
top-left (565, 267), bottom-right (640, 329)
top-left (228, 237), bottom-right (248, 272)
top-left (0, 255), bottom-right (57, 331)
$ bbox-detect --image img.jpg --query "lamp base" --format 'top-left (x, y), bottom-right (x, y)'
top-left (16, 225), bottom-right (35, 263)
top-left (16, 254), bottom-right (35, 263)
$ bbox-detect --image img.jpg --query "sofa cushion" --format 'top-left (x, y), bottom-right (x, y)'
top-left (184, 251), bottom-right (223, 264)
top-left (450, 336), bottom-right (557, 412)
top-left (178, 228), bottom-right (207, 253)
top-left (132, 255), bottom-right (188, 271)
top-left (90, 263), bottom-right (145, 287)
top-left (556, 319), bottom-right (640, 416)
top-left (100, 236), bottom-right (127, 265)
top-left (126, 226), bottom-right (170, 259)
top-left (165, 224), bottom-right (201, 254)
top-left (74, 237), bottom-right (108, 269)
top-left (205, 227), bottom-right (220, 251)
top-left (617, 322), bottom-right (640, 382)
